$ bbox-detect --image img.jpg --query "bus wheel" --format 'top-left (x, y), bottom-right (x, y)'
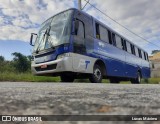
top-left (60, 73), bottom-right (74, 82)
top-left (131, 72), bottom-right (141, 84)
top-left (89, 65), bottom-right (102, 83)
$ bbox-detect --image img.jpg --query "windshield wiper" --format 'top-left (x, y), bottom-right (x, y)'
top-left (46, 26), bottom-right (56, 50)
top-left (35, 27), bottom-right (51, 53)
top-left (35, 32), bottom-right (46, 54)
top-left (35, 26), bottom-right (56, 53)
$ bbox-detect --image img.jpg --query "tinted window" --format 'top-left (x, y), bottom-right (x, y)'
top-left (131, 44), bottom-right (135, 55)
top-left (138, 49), bottom-right (142, 58)
top-left (96, 23), bottom-right (100, 39)
top-left (108, 30), bottom-right (112, 44)
top-left (135, 47), bottom-right (139, 57)
top-left (112, 33), bottom-right (116, 46)
top-left (122, 39), bottom-right (127, 51)
top-left (115, 35), bottom-right (122, 49)
top-left (141, 51), bottom-right (145, 59)
top-left (77, 21), bottom-right (85, 38)
top-left (73, 20), bottom-right (86, 54)
top-left (99, 25), bottom-right (109, 43)
top-left (143, 52), bottom-right (147, 60)
top-left (145, 52), bottom-right (149, 61)
top-left (126, 41), bottom-right (132, 53)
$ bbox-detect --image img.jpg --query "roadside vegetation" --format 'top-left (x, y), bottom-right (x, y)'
top-left (0, 53), bottom-right (60, 82)
top-left (0, 53), bottom-right (160, 83)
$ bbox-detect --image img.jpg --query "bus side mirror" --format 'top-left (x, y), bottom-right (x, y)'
top-left (30, 33), bottom-right (37, 46)
top-left (74, 20), bottom-right (79, 35)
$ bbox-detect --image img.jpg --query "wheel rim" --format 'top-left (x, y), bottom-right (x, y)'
top-left (94, 68), bottom-right (101, 80)
top-left (138, 73), bottom-right (141, 82)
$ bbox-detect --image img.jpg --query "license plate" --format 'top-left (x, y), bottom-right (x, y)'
top-left (41, 64), bottom-right (47, 68)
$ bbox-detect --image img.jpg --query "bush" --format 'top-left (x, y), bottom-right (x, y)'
top-left (12, 52), bottom-right (31, 72)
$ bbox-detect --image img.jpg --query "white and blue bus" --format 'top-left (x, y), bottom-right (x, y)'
top-left (30, 8), bottom-right (150, 83)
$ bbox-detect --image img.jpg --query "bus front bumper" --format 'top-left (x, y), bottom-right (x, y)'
top-left (31, 56), bottom-right (73, 76)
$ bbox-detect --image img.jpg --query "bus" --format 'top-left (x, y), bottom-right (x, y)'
top-left (30, 8), bottom-right (150, 83)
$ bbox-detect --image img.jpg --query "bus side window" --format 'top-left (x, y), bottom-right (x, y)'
top-left (74, 20), bottom-right (86, 54)
top-left (96, 23), bottom-right (100, 39)
top-left (77, 21), bottom-right (85, 38)
top-left (133, 46), bottom-right (135, 55)
top-left (135, 47), bottom-right (139, 57)
top-left (122, 40), bottom-right (127, 51)
top-left (146, 52), bottom-right (149, 61)
top-left (144, 52), bottom-right (147, 60)
top-left (126, 41), bottom-right (131, 53)
top-left (99, 25), bottom-right (109, 43)
top-left (138, 49), bottom-right (142, 58)
top-left (112, 33), bottom-right (116, 46)
top-left (121, 39), bottom-right (124, 50)
top-left (141, 51), bottom-right (145, 60)
top-left (147, 53), bottom-right (149, 61)
top-left (108, 30), bottom-right (112, 44)
top-left (115, 35), bottom-right (122, 49)
top-left (131, 44), bottom-right (135, 55)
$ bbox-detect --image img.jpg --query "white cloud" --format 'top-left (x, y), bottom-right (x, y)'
top-left (0, 17), bottom-right (4, 24)
top-left (84, 0), bottom-right (160, 49)
top-left (0, 0), bottom-right (74, 41)
top-left (0, 0), bottom-right (159, 52)
top-left (0, 25), bottom-right (37, 42)
top-left (12, 17), bottom-right (31, 28)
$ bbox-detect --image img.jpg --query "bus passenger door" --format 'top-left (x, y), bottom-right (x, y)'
top-left (72, 19), bottom-right (87, 72)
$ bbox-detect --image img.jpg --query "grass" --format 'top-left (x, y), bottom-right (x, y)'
top-left (0, 72), bottom-right (160, 84)
top-left (0, 72), bottom-right (60, 82)
top-left (145, 78), bottom-right (160, 84)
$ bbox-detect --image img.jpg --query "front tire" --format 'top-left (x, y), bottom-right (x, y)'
top-left (60, 73), bottom-right (74, 82)
top-left (89, 65), bottom-right (102, 83)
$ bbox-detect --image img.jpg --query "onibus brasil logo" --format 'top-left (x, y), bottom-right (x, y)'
top-left (2, 116), bottom-right (42, 122)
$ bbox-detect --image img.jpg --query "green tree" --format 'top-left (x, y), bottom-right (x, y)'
top-left (0, 55), bottom-right (5, 72)
top-left (0, 56), bottom-right (14, 72)
top-left (12, 52), bottom-right (30, 72)
top-left (0, 55), bottom-right (5, 62)
top-left (27, 55), bottom-right (32, 61)
top-left (152, 50), bottom-right (160, 54)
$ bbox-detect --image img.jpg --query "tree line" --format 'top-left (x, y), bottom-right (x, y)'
top-left (0, 52), bottom-right (31, 73)
top-left (152, 50), bottom-right (160, 54)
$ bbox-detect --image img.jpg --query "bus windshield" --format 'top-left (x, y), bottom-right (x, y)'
top-left (33, 10), bottom-right (73, 52)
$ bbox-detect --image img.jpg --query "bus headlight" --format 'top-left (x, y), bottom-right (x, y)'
top-left (57, 53), bottom-right (70, 60)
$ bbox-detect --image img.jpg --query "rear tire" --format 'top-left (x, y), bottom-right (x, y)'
top-left (89, 65), bottom-right (102, 83)
top-left (60, 73), bottom-right (74, 82)
top-left (131, 72), bottom-right (141, 84)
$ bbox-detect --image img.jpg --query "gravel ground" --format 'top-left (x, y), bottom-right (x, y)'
top-left (0, 82), bottom-right (160, 124)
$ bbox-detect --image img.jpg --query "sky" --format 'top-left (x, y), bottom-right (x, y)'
top-left (0, 0), bottom-right (160, 60)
